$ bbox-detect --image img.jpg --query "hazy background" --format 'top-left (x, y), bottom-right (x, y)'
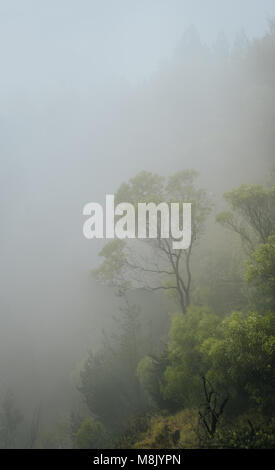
top-left (1, 0), bottom-right (274, 87)
top-left (0, 0), bottom-right (274, 426)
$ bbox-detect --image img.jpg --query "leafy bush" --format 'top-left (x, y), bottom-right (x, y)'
top-left (204, 417), bottom-right (275, 449)
top-left (76, 418), bottom-right (110, 449)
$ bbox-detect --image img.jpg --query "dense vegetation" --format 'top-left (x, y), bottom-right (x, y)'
top-left (71, 170), bottom-right (274, 449)
top-left (4, 168), bottom-right (271, 450)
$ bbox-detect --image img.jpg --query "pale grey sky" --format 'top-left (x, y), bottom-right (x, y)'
top-left (0, 0), bottom-right (274, 92)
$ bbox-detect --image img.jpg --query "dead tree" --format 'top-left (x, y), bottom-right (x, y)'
top-left (198, 376), bottom-right (229, 438)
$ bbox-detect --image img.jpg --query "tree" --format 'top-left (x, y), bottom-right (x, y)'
top-left (76, 418), bottom-right (110, 449)
top-left (205, 416), bottom-right (275, 449)
top-left (203, 310), bottom-right (275, 416)
top-left (0, 391), bottom-right (23, 449)
top-left (136, 349), bottom-right (173, 411)
top-left (198, 376), bottom-right (229, 439)
top-left (245, 235), bottom-right (275, 311)
top-left (161, 306), bottom-right (220, 408)
top-left (37, 420), bottom-right (72, 449)
top-left (94, 170), bottom-right (211, 313)
top-left (79, 297), bottom-right (148, 431)
top-left (216, 184), bottom-right (275, 251)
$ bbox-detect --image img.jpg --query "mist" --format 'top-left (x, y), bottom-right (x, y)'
top-left (0, 0), bottom-right (274, 449)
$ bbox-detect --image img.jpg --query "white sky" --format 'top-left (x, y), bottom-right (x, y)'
top-left (0, 0), bottom-right (274, 92)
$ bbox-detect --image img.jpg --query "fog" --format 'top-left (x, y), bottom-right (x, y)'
top-left (0, 0), bottom-right (274, 448)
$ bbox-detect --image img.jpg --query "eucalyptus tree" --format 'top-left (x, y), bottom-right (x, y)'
top-left (94, 170), bottom-right (211, 314)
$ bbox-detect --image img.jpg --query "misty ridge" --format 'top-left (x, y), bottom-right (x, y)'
top-left (0, 9), bottom-right (275, 449)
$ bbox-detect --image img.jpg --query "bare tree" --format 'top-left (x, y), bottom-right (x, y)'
top-left (198, 376), bottom-right (229, 438)
top-left (94, 170), bottom-right (211, 314)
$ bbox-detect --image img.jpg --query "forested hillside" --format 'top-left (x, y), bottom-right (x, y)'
top-left (0, 10), bottom-right (274, 450)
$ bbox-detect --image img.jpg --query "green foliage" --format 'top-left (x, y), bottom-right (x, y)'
top-left (37, 420), bottom-right (72, 449)
top-left (115, 171), bottom-right (165, 205)
top-left (204, 416), bottom-right (275, 449)
top-left (82, 174), bottom-right (275, 449)
top-left (162, 306), bottom-right (220, 408)
top-left (217, 183), bottom-right (275, 248)
top-left (93, 239), bottom-right (129, 288)
top-left (203, 310), bottom-right (275, 416)
top-left (79, 299), bottom-right (149, 431)
top-left (191, 243), bottom-right (247, 315)
top-left (79, 349), bottom-right (140, 431)
top-left (0, 391), bottom-right (23, 449)
top-left (166, 170), bottom-right (212, 235)
top-left (137, 356), bottom-right (161, 404)
top-left (115, 414), bottom-right (151, 449)
top-left (94, 169), bottom-right (212, 313)
top-left (136, 350), bottom-right (173, 410)
top-left (134, 409), bottom-right (199, 449)
top-left (76, 418), bottom-right (110, 449)
top-left (246, 235), bottom-right (275, 311)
